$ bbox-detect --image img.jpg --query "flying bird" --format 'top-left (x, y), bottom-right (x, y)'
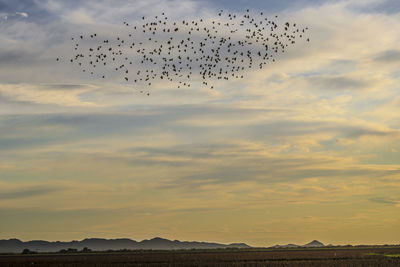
top-left (58, 9), bottom-right (310, 94)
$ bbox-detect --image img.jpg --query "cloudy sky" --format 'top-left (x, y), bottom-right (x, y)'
top-left (1, 0), bottom-right (399, 246)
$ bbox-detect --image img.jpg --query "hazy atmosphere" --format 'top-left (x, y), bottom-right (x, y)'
top-left (1, 0), bottom-right (400, 247)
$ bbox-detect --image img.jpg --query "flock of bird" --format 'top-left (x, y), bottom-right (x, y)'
top-left (58, 9), bottom-right (310, 95)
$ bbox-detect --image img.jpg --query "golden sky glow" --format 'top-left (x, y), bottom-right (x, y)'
top-left (0, 0), bottom-right (399, 246)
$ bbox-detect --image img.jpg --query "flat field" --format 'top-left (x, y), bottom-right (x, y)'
top-left (1, 247), bottom-right (400, 266)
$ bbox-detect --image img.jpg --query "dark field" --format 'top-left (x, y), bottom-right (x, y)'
top-left (1, 247), bottom-right (400, 266)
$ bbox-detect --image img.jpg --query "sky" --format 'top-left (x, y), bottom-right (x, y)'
top-left (0, 0), bottom-right (399, 247)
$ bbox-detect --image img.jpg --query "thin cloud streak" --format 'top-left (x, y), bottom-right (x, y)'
top-left (0, 0), bottom-right (399, 246)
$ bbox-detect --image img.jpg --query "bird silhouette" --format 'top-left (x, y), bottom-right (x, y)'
top-left (59, 10), bottom-right (310, 94)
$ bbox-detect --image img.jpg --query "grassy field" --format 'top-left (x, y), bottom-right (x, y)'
top-left (1, 247), bottom-right (400, 266)
top-left (366, 252), bottom-right (400, 258)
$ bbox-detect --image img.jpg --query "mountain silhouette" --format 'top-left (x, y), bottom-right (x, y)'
top-left (0, 237), bottom-right (250, 253)
top-left (271, 243), bottom-right (300, 248)
top-left (303, 240), bottom-right (325, 247)
top-left (272, 240), bottom-right (325, 248)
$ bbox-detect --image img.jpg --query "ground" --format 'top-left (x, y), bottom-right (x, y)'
top-left (1, 247), bottom-right (400, 266)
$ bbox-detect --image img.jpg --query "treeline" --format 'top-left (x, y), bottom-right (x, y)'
top-left (19, 247), bottom-right (247, 255)
top-left (22, 247), bottom-right (92, 254)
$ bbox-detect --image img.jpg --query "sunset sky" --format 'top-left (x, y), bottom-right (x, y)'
top-left (0, 0), bottom-right (399, 247)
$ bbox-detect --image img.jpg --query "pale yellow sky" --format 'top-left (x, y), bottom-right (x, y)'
top-left (0, 0), bottom-right (399, 247)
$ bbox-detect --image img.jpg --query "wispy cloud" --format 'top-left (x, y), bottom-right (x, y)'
top-left (0, 0), bottom-right (399, 246)
top-left (374, 50), bottom-right (400, 63)
top-left (0, 11), bottom-right (28, 20)
top-left (0, 84), bottom-right (98, 107)
top-left (369, 197), bottom-right (400, 207)
top-left (0, 185), bottom-right (61, 200)
top-left (15, 12), bottom-right (28, 18)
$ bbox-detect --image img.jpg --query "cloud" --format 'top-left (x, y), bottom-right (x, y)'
top-left (203, 0), bottom-right (338, 13)
top-left (15, 12), bottom-right (28, 18)
top-left (369, 197), bottom-right (400, 207)
top-left (354, 0), bottom-right (400, 15)
top-left (0, 185), bottom-right (61, 200)
top-left (39, 0), bottom-right (203, 25)
top-left (0, 11), bottom-right (29, 20)
top-left (0, 49), bottom-right (38, 65)
top-left (0, 0), bottom-right (400, 245)
top-left (374, 50), bottom-right (400, 63)
top-left (0, 83), bottom-right (98, 107)
top-left (308, 75), bottom-right (371, 91)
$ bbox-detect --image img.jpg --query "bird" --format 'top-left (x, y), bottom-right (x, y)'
top-left (62, 9), bottom-right (310, 95)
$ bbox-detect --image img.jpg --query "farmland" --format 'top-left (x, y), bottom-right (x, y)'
top-left (1, 247), bottom-right (400, 266)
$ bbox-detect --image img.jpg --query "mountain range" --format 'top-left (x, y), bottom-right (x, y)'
top-left (0, 237), bottom-right (250, 253)
top-left (0, 238), bottom-right (329, 253)
top-left (272, 240), bottom-right (326, 248)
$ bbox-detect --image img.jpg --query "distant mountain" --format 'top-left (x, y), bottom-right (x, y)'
top-left (272, 240), bottom-right (325, 249)
top-left (272, 244), bottom-right (300, 248)
top-left (303, 240), bottom-right (325, 247)
top-left (0, 237), bottom-right (251, 253)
